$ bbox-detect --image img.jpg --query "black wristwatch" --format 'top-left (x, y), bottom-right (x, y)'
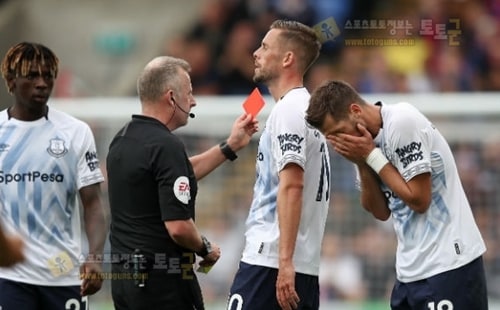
top-left (219, 141), bottom-right (238, 161)
top-left (196, 235), bottom-right (212, 257)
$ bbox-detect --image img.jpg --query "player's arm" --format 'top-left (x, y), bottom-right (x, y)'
top-left (331, 124), bottom-right (432, 214)
top-left (189, 113), bottom-right (257, 180)
top-left (0, 223), bottom-right (24, 267)
top-left (377, 165), bottom-right (432, 213)
top-left (276, 163), bottom-right (302, 309)
top-left (357, 163), bottom-right (391, 220)
top-left (79, 183), bottom-right (108, 296)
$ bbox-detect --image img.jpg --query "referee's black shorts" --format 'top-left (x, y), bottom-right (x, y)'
top-left (111, 262), bottom-right (204, 310)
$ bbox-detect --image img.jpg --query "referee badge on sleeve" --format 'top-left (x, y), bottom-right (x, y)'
top-left (173, 176), bottom-right (191, 204)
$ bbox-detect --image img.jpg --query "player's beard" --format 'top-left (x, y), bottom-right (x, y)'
top-left (253, 67), bottom-right (273, 84)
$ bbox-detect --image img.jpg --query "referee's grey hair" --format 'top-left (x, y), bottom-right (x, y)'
top-left (137, 56), bottom-right (191, 102)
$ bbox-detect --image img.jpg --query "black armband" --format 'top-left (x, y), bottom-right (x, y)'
top-left (219, 141), bottom-right (238, 161)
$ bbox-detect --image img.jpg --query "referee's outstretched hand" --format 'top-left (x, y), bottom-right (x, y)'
top-left (227, 113), bottom-right (259, 152)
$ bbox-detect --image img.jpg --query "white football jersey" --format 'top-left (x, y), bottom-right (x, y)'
top-left (373, 102), bottom-right (486, 282)
top-left (241, 88), bottom-right (331, 276)
top-left (0, 107), bottom-right (104, 286)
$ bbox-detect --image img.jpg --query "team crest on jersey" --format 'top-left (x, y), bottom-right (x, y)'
top-left (47, 138), bottom-right (68, 158)
top-left (173, 176), bottom-right (191, 204)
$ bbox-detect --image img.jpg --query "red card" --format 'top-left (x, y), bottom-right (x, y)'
top-left (242, 88), bottom-right (265, 117)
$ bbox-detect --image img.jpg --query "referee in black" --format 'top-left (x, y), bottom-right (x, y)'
top-left (107, 56), bottom-right (258, 310)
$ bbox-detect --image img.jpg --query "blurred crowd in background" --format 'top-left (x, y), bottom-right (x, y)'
top-left (160, 0), bottom-right (500, 97)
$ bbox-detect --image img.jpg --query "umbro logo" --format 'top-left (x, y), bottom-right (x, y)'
top-left (0, 143), bottom-right (9, 153)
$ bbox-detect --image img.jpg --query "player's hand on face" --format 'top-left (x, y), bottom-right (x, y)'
top-left (198, 242), bottom-right (221, 267)
top-left (227, 113), bottom-right (259, 151)
top-left (327, 133), bottom-right (362, 164)
top-left (328, 123), bottom-right (375, 164)
top-left (80, 260), bottom-right (103, 296)
top-left (276, 263), bottom-right (300, 310)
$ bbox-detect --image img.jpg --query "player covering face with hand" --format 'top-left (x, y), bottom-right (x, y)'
top-left (306, 80), bottom-right (488, 310)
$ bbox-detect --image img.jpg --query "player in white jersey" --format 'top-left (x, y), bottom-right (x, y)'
top-left (227, 20), bottom-right (331, 310)
top-left (306, 80), bottom-right (488, 310)
top-left (0, 42), bottom-right (107, 309)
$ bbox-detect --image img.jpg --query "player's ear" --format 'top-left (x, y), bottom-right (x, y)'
top-left (282, 51), bottom-right (293, 68)
top-left (349, 103), bottom-right (362, 117)
top-left (6, 78), bottom-right (15, 94)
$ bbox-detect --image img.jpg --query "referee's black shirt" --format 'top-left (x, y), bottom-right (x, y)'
top-left (107, 115), bottom-right (198, 264)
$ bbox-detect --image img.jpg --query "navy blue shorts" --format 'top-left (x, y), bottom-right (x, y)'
top-left (390, 256), bottom-right (488, 310)
top-left (227, 261), bottom-right (319, 310)
top-left (0, 278), bottom-right (87, 310)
